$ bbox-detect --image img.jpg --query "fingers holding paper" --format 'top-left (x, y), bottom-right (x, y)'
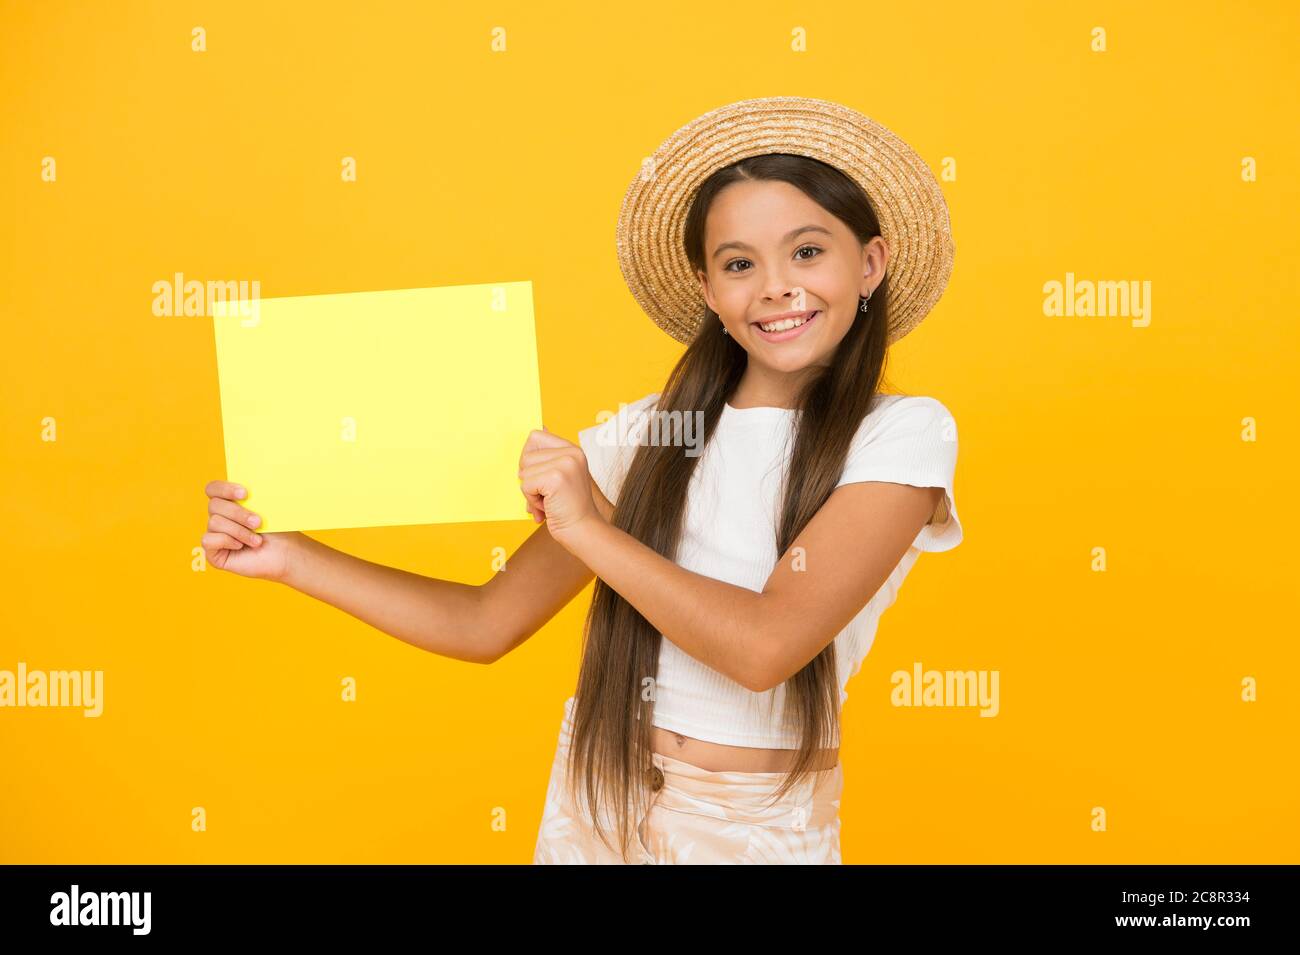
top-left (201, 480), bottom-right (293, 582)
top-left (518, 428), bottom-right (600, 540)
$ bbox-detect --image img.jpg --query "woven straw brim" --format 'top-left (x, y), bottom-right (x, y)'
top-left (615, 96), bottom-right (954, 346)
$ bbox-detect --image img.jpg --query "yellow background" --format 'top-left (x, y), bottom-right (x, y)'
top-left (1, 1), bottom-right (1295, 863)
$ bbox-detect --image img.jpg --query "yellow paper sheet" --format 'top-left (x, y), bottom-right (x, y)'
top-left (211, 282), bottom-right (543, 532)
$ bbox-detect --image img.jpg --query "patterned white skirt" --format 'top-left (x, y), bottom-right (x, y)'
top-left (533, 696), bottom-right (843, 864)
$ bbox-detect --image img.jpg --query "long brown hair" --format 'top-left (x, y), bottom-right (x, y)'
top-left (566, 153), bottom-right (894, 861)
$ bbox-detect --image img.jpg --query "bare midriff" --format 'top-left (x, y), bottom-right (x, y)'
top-left (650, 725), bottom-right (839, 773)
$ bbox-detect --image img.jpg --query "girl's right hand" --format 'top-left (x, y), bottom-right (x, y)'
top-left (202, 481), bottom-right (295, 582)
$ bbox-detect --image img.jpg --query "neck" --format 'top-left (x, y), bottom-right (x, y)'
top-left (729, 364), bottom-right (818, 409)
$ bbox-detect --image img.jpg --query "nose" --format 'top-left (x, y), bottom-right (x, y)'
top-left (760, 275), bottom-right (803, 309)
top-left (761, 285), bottom-right (799, 307)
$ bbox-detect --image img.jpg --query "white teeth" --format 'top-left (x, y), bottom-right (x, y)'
top-left (758, 313), bottom-right (812, 333)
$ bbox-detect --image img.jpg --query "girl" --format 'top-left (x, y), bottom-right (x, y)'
top-left (200, 97), bottom-right (962, 865)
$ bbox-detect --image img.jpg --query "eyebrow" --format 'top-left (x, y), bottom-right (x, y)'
top-left (711, 224), bottom-right (834, 260)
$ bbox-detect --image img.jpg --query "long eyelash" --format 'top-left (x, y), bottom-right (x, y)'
top-left (724, 245), bottom-right (823, 273)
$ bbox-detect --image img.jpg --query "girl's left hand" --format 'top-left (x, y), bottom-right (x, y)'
top-left (518, 427), bottom-right (600, 541)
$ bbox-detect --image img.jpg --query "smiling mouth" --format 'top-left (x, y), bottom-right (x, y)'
top-left (752, 310), bottom-right (819, 340)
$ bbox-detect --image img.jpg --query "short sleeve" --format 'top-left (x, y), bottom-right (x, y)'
top-left (835, 395), bottom-right (963, 552)
top-left (577, 392), bottom-right (661, 504)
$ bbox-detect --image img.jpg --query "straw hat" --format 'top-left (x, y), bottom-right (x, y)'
top-left (614, 96), bottom-right (954, 346)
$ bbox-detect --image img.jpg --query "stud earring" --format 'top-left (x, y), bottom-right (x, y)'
top-left (721, 325), bottom-right (729, 335)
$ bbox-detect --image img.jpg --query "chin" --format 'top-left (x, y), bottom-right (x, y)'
top-left (749, 350), bottom-right (821, 373)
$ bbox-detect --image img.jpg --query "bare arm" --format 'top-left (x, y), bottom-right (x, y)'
top-left (281, 534), bottom-right (494, 663)
top-left (278, 475), bottom-right (613, 664)
top-left (478, 475), bottom-right (610, 659)
top-left (552, 481), bottom-right (941, 692)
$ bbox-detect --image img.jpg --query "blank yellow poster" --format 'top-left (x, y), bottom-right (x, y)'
top-left (211, 281), bottom-right (542, 532)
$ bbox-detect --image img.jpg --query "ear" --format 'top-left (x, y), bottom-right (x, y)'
top-left (860, 236), bottom-right (891, 300)
top-left (696, 269), bottom-right (718, 314)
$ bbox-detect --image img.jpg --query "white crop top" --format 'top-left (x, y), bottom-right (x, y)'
top-left (577, 391), bottom-right (963, 749)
